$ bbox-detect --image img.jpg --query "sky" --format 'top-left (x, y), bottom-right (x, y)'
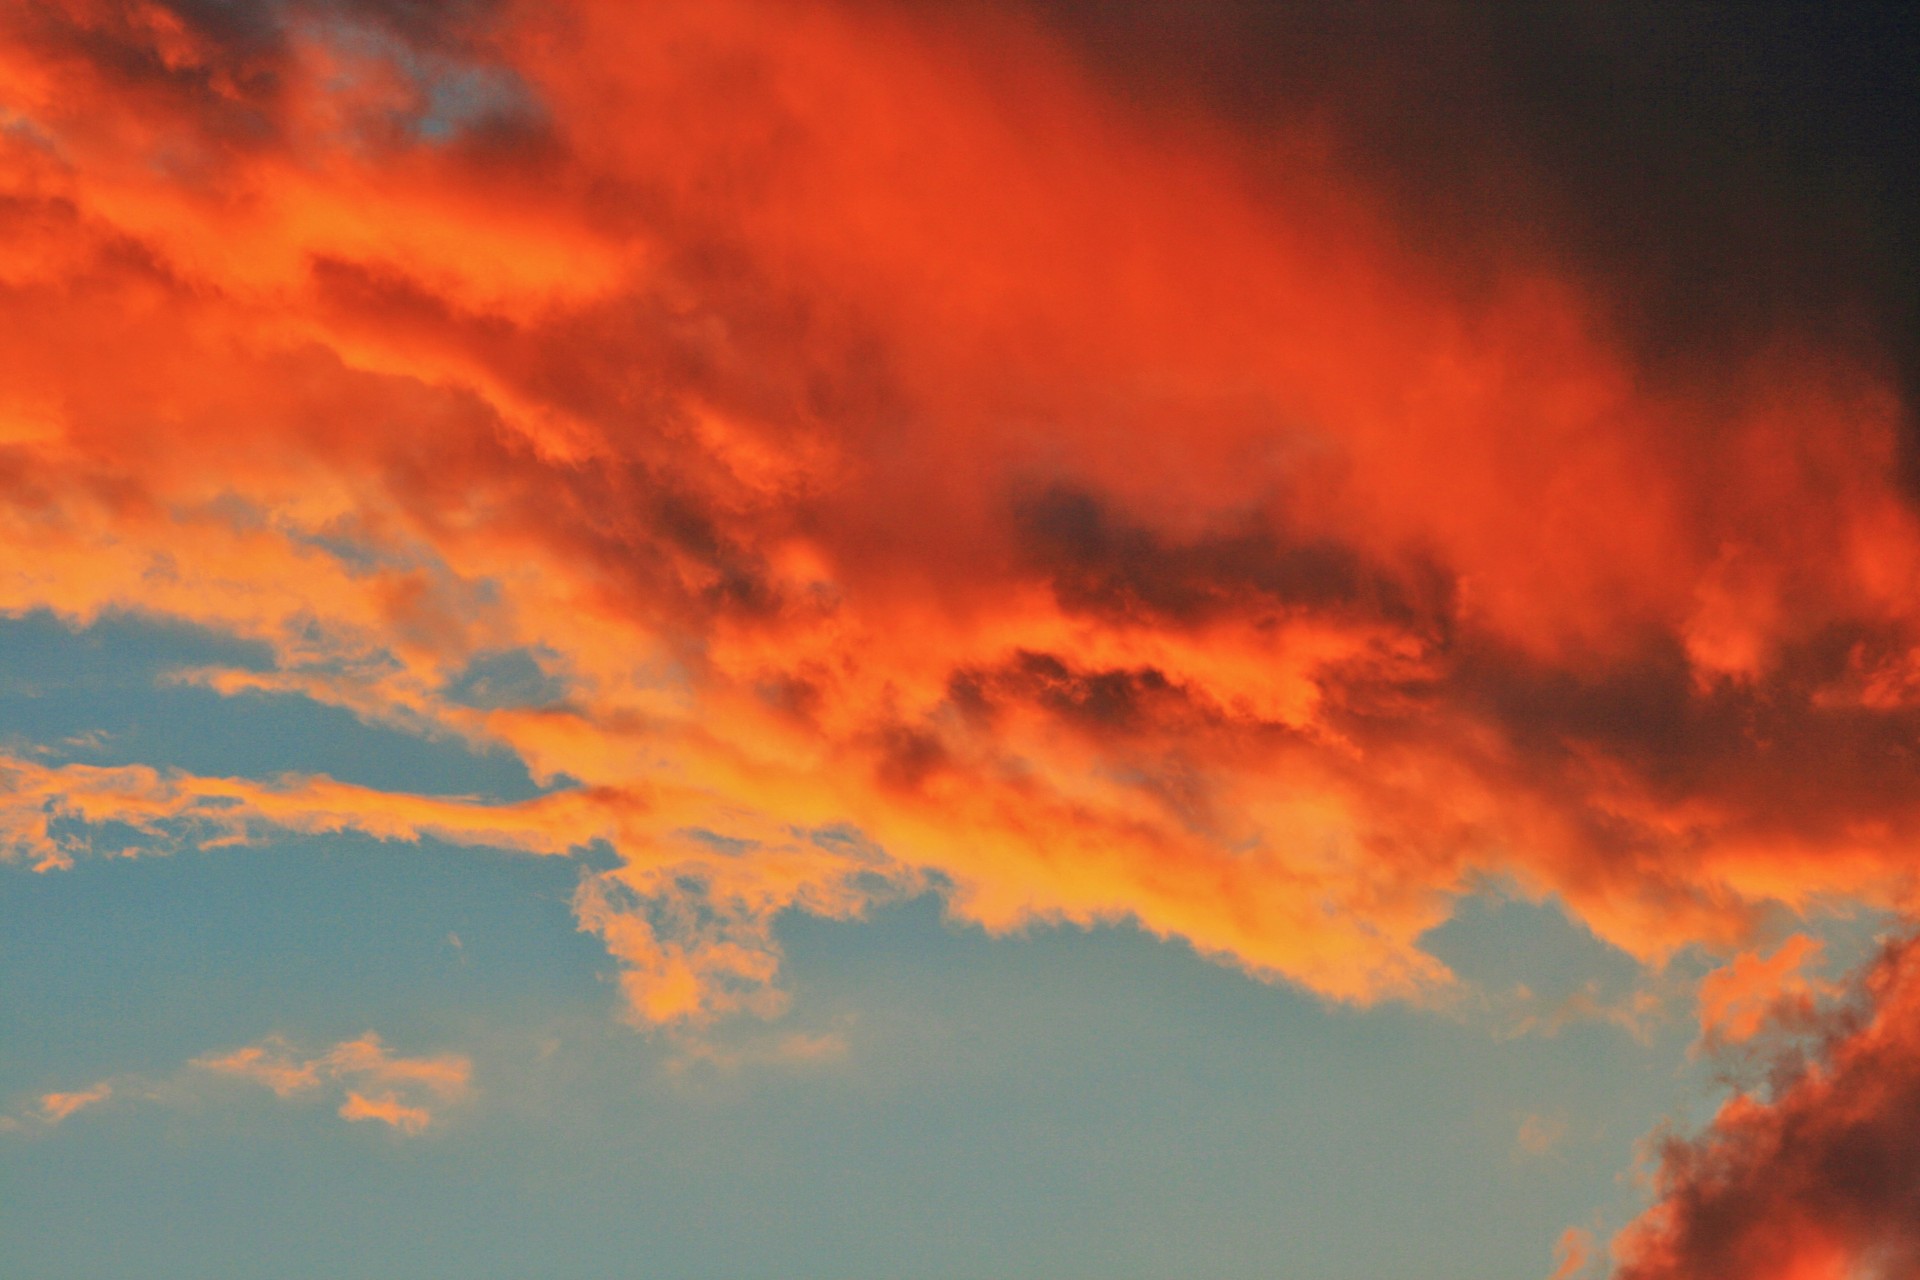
top-left (2, 2), bottom-right (1918, 1277)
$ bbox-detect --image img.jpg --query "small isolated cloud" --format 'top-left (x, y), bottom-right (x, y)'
top-left (0, 1079), bottom-right (118, 1133)
top-left (320, 1033), bottom-right (472, 1099)
top-left (1502, 980), bottom-right (1667, 1045)
top-left (1546, 1227), bottom-right (1593, 1280)
top-left (773, 1031), bottom-right (850, 1064)
top-left (1514, 1111), bottom-right (1569, 1162)
top-left (663, 1021), bottom-right (855, 1077)
top-left (197, 1032), bottom-right (471, 1135)
top-left (36, 1081), bottom-right (111, 1125)
top-left (338, 1091), bottom-right (432, 1135)
top-left (7, 1032), bottom-right (472, 1139)
top-left (195, 1037), bottom-right (322, 1097)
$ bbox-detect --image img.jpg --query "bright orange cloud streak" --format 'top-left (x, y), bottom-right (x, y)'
top-left (1, 0), bottom-right (1918, 1039)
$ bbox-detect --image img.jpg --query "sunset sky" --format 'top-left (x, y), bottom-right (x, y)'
top-left (3, 3), bottom-right (1919, 1277)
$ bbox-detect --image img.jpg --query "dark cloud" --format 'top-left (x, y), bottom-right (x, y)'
top-left (950, 649), bottom-right (1187, 735)
top-left (1614, 934), bottom-right (1920, 1279)
top-left (1442, 625), bottom-right (1920, 849)
top-left (1016, 0), bottom-right (1919, 469)
top-left (1013, 484), bottom-right (1446, 629)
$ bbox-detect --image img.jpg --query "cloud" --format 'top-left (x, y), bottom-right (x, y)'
top-left (0, 1081), bottom-right (113, 1133)
top-left (36, 1081), bottom-right (111, 1125)
top-left (194, 1039), bottom-right (323, 1097)
top-left (0, 754), bottom-right (628, 872)
top-left (318, 1033), bottom-right (471, 1099)
top-left (1695, 934), bottom-right (1838, 1051)
top-left (1610, 935), bottom-right (1920, 1280)
top-left (1020, 1), bottom-right (1920, 453)
top-left (1548, 1227), bottom-right (1594, 1280)
top-left (196, 1032), bottom-right (472, 1134)
top-left (662, 1025), bottom-right (854, 1077)
top-left (1503, 979), bottom-right (1668, 1047)
top-left (3, 1031), bottom-right (473, 1138)
top-left (337, 1091), bottom-right (432, 1134)
top-left (1514, 1111), bottom-right (1569, 1162)
top-left (0, 0), bottom-right (1915, 1035)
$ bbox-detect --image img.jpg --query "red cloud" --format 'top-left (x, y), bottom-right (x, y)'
top-left (1696, 934), bottom-right (1838, 1050)
top-left (1, 0), bottom-right (1917, 1032)
top-left (1612, 936), bottom-right (1920, 1280)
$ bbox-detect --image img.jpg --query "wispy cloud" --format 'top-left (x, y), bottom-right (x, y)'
top-left (1694, 934), bottom-right (1839, 1051)
top-left (197, 1032), bottom-right (472, 1134)
top-left (337, 1091), bottom-right (433, 1136)
top-left (1546, 1227), bottom-right (1594, 1280)
top-left (194, 1040), bottom-right (324, 1098)
top-left (1500, 979), bottom-right (1669, 1046)
top-left (1513, 1111), bottom-right (1569, 1163)
top-left (4, 1031), bottom-right (471, 1139)
top-left (35, 1082), bottom-right (111, 1126)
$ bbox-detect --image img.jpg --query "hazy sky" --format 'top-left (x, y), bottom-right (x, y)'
top-left (3, 3), bottom-right (1918, 1277)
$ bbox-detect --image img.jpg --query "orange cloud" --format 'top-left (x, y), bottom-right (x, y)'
top-left (662, 1025), bottom-right (854, 1077)
top-left (2, 1032), bottom-right (470, 1137)
top-left (1612, 936), bottom-right (1920, 1280)
top-left (1548, 1227), bottom-right (1593, 1280)
top-left (0, 754), bottom-right (628, 867)
top-left (36, 1081), bottom-right (112, 1125)
top-left (319, 1034), bottom-right (470, 1100)
top-left (194, 1040), bottom-right (323, 1097)
top-left (338, 1091), bottom-right (432, 1135)
top-left (1514, 1111), bottom-right (1569, 1162)
top-left (0, 0), bottom-right (1916, 1033)
top-left (197, 1032), bottom-right (471, 1134)
top-left (1696, 934), bottom-right (1838, 1050)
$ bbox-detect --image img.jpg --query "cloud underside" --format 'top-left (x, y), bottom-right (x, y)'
top-left (1, 0), bottom-right (1918, 1222)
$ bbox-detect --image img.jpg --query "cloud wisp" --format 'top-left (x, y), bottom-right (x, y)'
top-left (3, 1031), bottom-right (471, 1137)
top-left (34, 1081), bottom-right (112, 1126)
top-left (198, 1032), bottom-right (473, 1134)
